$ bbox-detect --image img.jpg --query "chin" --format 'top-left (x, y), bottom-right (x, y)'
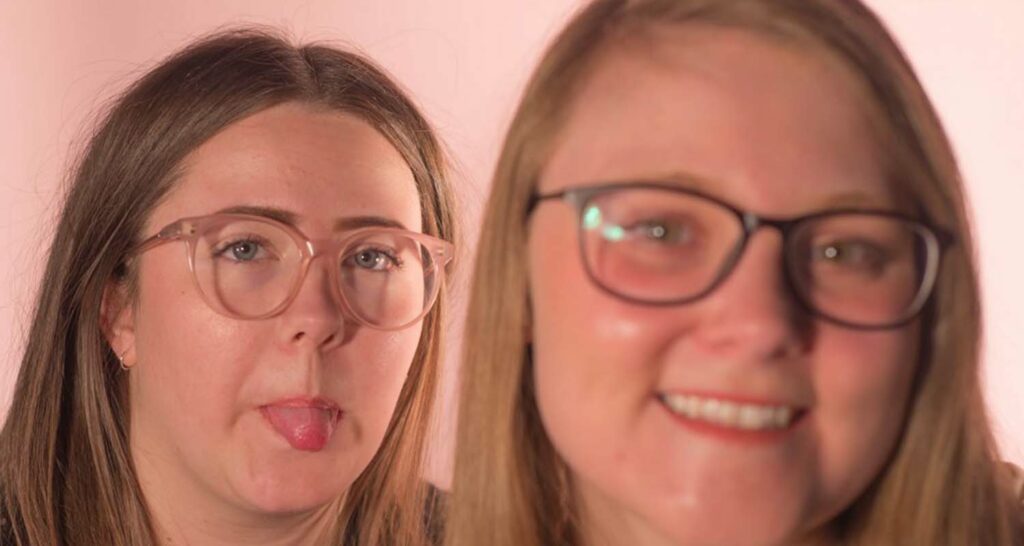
top-left (656, 514), bottom-right (802, 546)
top-left (242, 483), bottom-right (345, 516)
top-left (232, 458), bottom-right (353, 515)
top-left (624, 477), bottom-right (816, 546)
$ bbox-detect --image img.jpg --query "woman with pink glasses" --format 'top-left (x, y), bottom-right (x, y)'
top-left (0, 29), bottom-right (454, 546)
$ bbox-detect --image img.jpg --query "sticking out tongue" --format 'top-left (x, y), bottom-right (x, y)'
top-left (262, 406), bottom-right (337, 452)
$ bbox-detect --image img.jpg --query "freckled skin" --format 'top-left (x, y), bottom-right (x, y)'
top-left (529, 28), bottom-right (918, 546)
top-left (109, 103), bottom-right (424, 541)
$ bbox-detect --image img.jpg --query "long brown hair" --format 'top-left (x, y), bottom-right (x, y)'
top-left (0, 28), bottom-right (455, 546)
top-left (447, 1), bottom-right (1023, 545)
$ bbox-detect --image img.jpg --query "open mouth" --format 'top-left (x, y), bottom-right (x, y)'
top-left (658, 392), bottom-right (805, 431)
top-left (261, 399), bottom-right (342, 452)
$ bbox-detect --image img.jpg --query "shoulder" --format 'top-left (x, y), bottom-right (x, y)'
top-left (340, 483), bottom-right (448, 546)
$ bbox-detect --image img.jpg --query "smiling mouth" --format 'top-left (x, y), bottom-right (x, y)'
top-left (658, 393), bottom-right (804, 431)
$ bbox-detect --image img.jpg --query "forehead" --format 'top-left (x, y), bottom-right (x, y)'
top-left (541, 25), bottom-right (898, 214)
top-left (150, 102), bottom-right (422, 233)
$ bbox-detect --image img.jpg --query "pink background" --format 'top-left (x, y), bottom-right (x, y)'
top-left (1, 1), bottom-right (1021, 486)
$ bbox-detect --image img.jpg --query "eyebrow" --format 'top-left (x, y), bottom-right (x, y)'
top-left (214, 205), bottom-right (408, 231)
top-left (640, 172), bottom-right (894, 210)
top-left (819, 191), bottom-right (893, 209)
top-left (653, 171), bottom-right (720, 193)
top-left (334, 216), bottom-right (408, 231)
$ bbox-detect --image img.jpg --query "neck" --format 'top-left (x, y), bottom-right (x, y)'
top-left (574, 480), bottom-right (836, 546)
top-left (132, 445), bottom-right (345, 546)
top-left (575, 480), bottom-right (675, 546)
top-left (150, 501), bottom-right (342, 546)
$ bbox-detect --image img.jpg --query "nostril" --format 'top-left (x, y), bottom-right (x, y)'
top-left (289, 328), bottom-right (341, 347)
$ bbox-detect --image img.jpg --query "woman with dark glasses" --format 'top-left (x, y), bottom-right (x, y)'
top-left (446, 1), bottom-right (1023, 545)
top-left (0, 29), bottom-right (454, 546)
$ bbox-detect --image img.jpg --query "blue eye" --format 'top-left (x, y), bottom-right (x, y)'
top-left (346, 248), bottom-right (400, 271)
top-left (214, 238), bottom-right (271, 263)
top-left (231, 241), bottom-right (259, 261)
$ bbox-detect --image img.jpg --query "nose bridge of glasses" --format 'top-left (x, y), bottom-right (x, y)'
top-left (682, 211), bottom-right (798, 321)
top-left (737, 214), bottom-right (814, 270)
top-left (742, 212), bottom-right (804, 237)
top-left (304, 237), bottom-right (337, 262)
top-left (302, 237), bottom-right (349, 300)
top-left (722, 217), bottom-right (790, 277)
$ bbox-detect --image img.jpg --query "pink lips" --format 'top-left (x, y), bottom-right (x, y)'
top-left (261, 398), bottom-right (340, 452)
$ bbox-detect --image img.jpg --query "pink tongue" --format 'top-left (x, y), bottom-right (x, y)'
top-left (262, 407), bottom-right (335, 452)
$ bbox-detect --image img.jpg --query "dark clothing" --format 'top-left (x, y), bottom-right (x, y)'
top-left (342, 483), bottom-right (447, 546)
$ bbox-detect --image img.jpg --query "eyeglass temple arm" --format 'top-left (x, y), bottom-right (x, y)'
top-left (127, 220), bottom-right (190, 257)
top-left (526, 189), bottom-right (577, 218)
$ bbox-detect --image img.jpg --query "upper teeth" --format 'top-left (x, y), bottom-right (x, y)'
top-left (660, 393), bottom-right (796, 430)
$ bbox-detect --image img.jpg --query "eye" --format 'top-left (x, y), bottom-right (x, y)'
top-left (628, 218), bottom-right (696, 245)
top-left (814, 240), bottom-right (888, 272)
top-left (345, 247), bottom-right (401, 272)
top-left (214, 238), bottom-right (272, 263)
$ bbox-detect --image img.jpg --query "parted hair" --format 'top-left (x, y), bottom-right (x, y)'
top-left (0, 28), bottom-right (455, 546)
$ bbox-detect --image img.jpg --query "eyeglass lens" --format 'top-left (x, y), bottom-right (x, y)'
top-left (188, 218), bottom-right (437, 327)
top-left (578, 187), bottom-right (935, 327)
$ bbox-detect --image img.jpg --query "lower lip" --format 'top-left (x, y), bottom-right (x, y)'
top-left (657, 397), bottom-right (806, 445)
top-left (260, 406), bottom-right (340, 452)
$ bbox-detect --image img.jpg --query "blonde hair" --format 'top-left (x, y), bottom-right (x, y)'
top-left (0, 29), bottom-right (454, 546)
top-left (447, 1), bottom-right (1024, 545)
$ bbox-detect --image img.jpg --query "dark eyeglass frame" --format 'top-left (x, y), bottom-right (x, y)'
top-left (128, 213), bottom-right (455, 330)
top-left (528, 181), bottom-right (954, 330)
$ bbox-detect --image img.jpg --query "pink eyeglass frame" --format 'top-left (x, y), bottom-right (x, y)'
top-left (129, 213), bottom-right (454, 330)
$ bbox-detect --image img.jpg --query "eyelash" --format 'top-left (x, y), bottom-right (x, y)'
top-left (211, 234), bottom-right (275, 260)
top-left (345, 246), bottom-right (404, 270)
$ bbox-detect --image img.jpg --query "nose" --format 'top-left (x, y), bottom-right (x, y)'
top-left (689, 229), bottom-right (811, 361)
top-left (276, 257), bottom-right (348, 352)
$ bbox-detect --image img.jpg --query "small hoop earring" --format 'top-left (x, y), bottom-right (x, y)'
top-left (117, 350), bottom-right (130, 371)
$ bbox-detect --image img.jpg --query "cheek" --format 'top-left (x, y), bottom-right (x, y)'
top-left (815, 326), bottom-right (918, 434)
top-left (130, 259), bottom-right (257, 430)
top-left (529, 226), bottom-right (689, 471)
top-left (808, 325), bottom-right (919, 512)
top-left (336, 326), bottom-right (423, 435)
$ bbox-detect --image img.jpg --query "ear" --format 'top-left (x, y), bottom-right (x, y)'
top-left (101, 280), bottom-right (136, 368)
